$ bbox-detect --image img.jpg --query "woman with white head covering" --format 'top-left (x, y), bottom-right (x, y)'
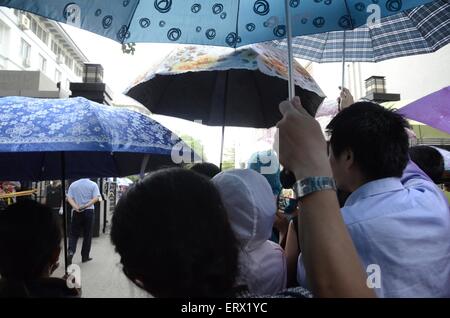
top-left (212, 169), bottom-right (287, 295)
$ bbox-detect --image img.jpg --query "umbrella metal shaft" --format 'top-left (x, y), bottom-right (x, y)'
top-left (285, 0), bottom-right (295, 100)
top-left (61, 152), bottom-right (69, 274)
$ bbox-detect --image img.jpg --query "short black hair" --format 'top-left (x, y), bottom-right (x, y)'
top-left (327, 102), bottom-right (410, 180)
top-left (0, 200), bottom-right (61, 280)
top-left (409, 146), bottom-right (444, 184)
top-left (189, 162), bottom-right (221, 179)
top-left (110, 168), bottom-right (239, 298)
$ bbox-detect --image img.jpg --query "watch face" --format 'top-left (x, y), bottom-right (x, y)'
top-left (294, 177), bottom-right (336, 198)
top-left (278, 197), bottom-right (298, 214)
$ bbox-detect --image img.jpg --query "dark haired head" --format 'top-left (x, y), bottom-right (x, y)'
top-left (327, 102), bottom-right (410, 186)
top-left (189, 162), bottom-right (221, 179)
top-left (0, 200), bottom-right (61, 280)
top-left (110, 168), bottom-right (239, 298)
top-left (409, 146), bottom-right (444, 184)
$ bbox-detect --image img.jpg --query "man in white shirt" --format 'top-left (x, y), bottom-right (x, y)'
top-left (67, 178), bottom-right (101, 264)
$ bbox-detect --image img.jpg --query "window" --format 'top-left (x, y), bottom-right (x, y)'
top-left (20, 39), bottom-right (31, 67)
top-left (41, 31), bottom-right (48, 45)
top-left (51, 39), bottom-right (58, 55)
top-left (55, 69), bottom-right (61, 83)
top-left (365, 76), bottom-right (386, 94)
top-left (75, 64), bottom-right (83, 77)
top-left (27, 14), bottom-right (49, 45)
top-left (36, 25), bottom-right (42, 39)
top-left (30, 18), bottom-right (37, 34)
top-left (65, 55), bottom-right (73, 69)
top-left (38, 54), bottom-right (47, 73)
top-left (36, 25), bottom-right (48, 45)
top-left (0, 22), bottom-right (7, 46)
top-left (0, 23), bottom-right (7, 58)
top-left (52, 41), bottom-right (64, 58)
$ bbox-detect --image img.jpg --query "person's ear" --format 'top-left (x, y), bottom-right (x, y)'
top-left (343, 148), bottom-right (355, 169)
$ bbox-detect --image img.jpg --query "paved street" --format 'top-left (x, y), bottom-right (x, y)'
top-left (53, 232), bottom-right (150, 298)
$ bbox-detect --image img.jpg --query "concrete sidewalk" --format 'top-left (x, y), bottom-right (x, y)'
top-left (53, 233), bottom-right (150, 298)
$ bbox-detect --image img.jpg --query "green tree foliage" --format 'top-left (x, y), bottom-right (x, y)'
top-left (179, 134), bottom-right (207, 162)
top-left (221, 147), bottom-right (236, 171)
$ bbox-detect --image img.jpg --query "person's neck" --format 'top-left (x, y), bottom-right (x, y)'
top-left (347, 172), bottom-right (370, 193)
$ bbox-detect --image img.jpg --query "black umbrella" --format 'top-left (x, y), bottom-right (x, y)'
top-left (126, 44), bottom-right (325, 168)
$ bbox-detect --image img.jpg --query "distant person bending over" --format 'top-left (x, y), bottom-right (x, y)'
top-left (44, 181), bottom-right (63, 217)
top-left (409, 145), bottom-right (445, 184)
top-left (189, 162), bottom-right (221, 179)
top-left (0, 200), bottom-right (79, 298)
top-left (67, 178), bottom-right (101, 265)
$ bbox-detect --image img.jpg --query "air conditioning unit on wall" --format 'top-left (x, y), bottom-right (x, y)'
top-left (19, 14), bottom-right (30, 30)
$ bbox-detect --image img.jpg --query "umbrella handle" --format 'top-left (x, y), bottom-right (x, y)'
top-left (285, 0), bottom-right (295, 100)
top-left (281, 0), bottom-right (296, 188)
top-left (339, 30), bottom-right (347, 112)
top-left (61, 152), bottom-right (69, 274)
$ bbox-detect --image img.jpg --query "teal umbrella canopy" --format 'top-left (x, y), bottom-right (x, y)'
top-left (0, 0), bottom-right (436, 47)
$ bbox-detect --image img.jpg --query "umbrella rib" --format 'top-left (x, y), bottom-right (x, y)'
top-left (122, 0), bottom-right (141, 45)
top-left (341, 0), bottom-right (355, 64)
top-left (318, 32), bottom-right (331, 63)
top-left (153, 75), bottom-right (176, 118)
top-left (343, 0), bottom-right (355, 30)
top-left (111, 152), bottom-right (121, 177)
top-left (252, 71), bottom-right (268, 128)
top-left (89, 100), bottom-right (113, 152)
top-left (234, 0), bottom-right (241, 49)
top-left (367, 23), bottom-right (377, 62)
top-left (38, 151), bottom-right (47, 180)
top-left (406, 6), bottom-right (438, 54)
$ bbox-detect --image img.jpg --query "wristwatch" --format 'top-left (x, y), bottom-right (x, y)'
top-left (293, 176), bottom-right (336, 199)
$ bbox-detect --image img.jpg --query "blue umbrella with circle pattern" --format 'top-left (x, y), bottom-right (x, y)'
top-left (0, 0), bottom-right (435, 182)
top-left (0, 0), bottom-right (436, 98)
top-left (0, 0), bottom-right (435, 48)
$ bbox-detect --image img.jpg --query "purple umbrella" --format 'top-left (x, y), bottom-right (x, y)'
top-left (397, 86), bottom-right (450, 135)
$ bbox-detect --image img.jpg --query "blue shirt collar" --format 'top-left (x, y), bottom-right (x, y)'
top-left (345, 177), bottom-right (405, 207)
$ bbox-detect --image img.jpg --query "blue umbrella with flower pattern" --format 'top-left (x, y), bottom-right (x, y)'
top-left (0, 96), bottom-right (195, 271)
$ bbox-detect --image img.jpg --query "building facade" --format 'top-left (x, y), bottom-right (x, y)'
top-left (0, 7), bottom-right (88, 97)
top-left (303, 44), bottom-right (450, 146)
top-left (302, 44), bottom-right (450, 102)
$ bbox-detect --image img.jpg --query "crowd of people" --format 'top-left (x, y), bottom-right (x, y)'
top-left (0, 89), bottom-right (449, 298)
